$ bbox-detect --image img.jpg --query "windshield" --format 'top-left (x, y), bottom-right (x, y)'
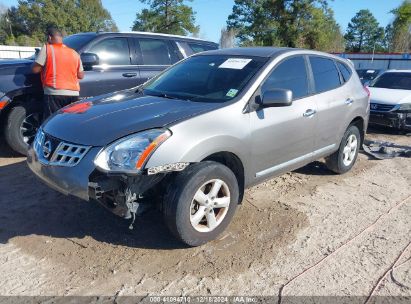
top-left (370, 72), bottom-right (411, 90)
top-left (63, 34), bottom-right (96, 51)
top-left (143, 55), bottom-right (268, 103)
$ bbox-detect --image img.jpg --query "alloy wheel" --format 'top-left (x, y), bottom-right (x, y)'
top-left (20, 113), bottom-right (41, 145)
top-left (342, 134), bottom-right (358, 166)
top-left (189, 179), bottom-right (230, 233)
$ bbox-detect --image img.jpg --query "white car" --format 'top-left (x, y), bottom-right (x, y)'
top-left (368, 70), bottom-right (411, 131)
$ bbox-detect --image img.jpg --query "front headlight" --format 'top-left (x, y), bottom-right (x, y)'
top-left (398, 103), bottom-right (411, 111)
top-left (94, 129), bottom-right (171, 173)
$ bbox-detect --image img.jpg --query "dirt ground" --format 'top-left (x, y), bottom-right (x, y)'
top-left (0, 126), bottom-right (410, 299)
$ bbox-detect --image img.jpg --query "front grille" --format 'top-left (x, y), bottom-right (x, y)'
top-left (34, 129), bottom-right (90, 167)
top-left (49, 142), bottom-right (91, 167)
top-left (370, 103), bottom-right (396, 112)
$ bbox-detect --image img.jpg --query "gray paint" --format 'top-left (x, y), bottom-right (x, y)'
top-left (28, 48), bottom-right (370, 200)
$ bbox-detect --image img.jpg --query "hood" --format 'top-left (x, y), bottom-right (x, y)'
top-left (0, 58), bottom-right (40, 94)
top-left (369, 87), bottom-right (411, 105)
top-left (0, 58), bottom-right (33, 68)
top-left (43, 90), bottom-right (221, 146)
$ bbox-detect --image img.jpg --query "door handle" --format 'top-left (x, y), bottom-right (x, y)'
top-left (303, 109), bottom-right (316, 118)
top-left (122, 72), bottom-right (137, 78)
top-left (345, 98), bottom-right (354, 105)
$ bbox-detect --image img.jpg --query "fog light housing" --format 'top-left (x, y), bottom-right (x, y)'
top-left (147, 162), bottom-right (190, 175)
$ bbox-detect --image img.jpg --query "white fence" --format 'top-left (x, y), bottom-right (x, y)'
top-left (0, 45), bottom-right (38, 59)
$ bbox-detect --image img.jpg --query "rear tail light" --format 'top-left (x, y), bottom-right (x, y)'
top-left (0, 96), bottom-right (10, 110)
top-left (364, 86), bottom-right (370, 98)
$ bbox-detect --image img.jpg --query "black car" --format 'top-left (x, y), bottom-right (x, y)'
top-left (0, 31), bottom-right (218, 155)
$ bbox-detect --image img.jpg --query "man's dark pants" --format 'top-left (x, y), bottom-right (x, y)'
top-left (43, 95), bottom-right (78, 119)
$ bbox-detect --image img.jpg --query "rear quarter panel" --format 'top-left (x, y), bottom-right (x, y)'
top-left (337, 70), bottom-right (369, 143)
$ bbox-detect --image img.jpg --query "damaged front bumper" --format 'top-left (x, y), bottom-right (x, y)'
top-left (27, 140), bottom-right (167, 219)
top-left (369, 110), bottom-right (411, 131)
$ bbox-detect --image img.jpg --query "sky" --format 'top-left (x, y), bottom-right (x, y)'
top-left (0, 0), bottom-right (406, 43)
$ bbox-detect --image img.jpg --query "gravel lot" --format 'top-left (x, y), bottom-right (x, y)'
top-left (0, 127), bottom-right (410, 299)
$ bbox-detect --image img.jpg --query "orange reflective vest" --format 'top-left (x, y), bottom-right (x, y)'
top-left (41, 43), bottom-right (81, 91)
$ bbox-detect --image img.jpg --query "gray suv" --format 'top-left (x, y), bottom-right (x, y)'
top-left (27, 47), bottom-right (370, 246)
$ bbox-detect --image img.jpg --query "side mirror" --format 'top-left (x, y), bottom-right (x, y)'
top-left (258, 89), bottom-right (293, 107)
top-left (81, 53), bottom-right (99, 69)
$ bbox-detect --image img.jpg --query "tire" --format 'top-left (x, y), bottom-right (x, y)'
top-left (163, 161), bottom-right (239, 247)
top-left (326, 125), bottom-right (361, 174)
top-left (4, 101), bottom-right (42, 156)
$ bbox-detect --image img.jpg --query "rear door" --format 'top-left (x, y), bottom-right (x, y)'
top-left (80, 37), bottom-right (140, 97)
top-left (250, 55), bottom-right (317, 180)
top-left (132, 38), bottom-right (176, 83)
top-left (308, 56), bottom-right (348, 150)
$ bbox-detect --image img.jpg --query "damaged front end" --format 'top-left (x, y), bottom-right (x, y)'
top-left (88, 172), bottom-right (166, 228)
top-left (27, 127), bottom-right (190, 228)
top-left (89, 162), bottom-right (190, 228)
top-left (369, 103), bottom-right (411, 131)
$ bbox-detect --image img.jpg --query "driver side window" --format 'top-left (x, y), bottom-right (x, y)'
top-left (88, 38), bottom-right (131, 66)
top-left (261, 56), bottom-right (309, 100)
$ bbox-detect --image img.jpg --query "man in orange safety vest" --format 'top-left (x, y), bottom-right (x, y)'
top-left (32, 26), bottom-right (84, 118)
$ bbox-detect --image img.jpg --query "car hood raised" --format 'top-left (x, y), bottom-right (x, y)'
top-left (369, 87), bottom-right (411, 105)
top-left (43, 90), bottom-right (221, 146)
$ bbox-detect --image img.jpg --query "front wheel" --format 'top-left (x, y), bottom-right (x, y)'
top-left (4, 101), bottom-right (42, 156)
top-left (325, 125), bottom-right (361, 174)
top-left (163, 161), bottom-right (239, 247)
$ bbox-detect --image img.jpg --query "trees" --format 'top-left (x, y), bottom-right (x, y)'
top-left (344, 9), bottom-right (384, 52)
top-left (226, 0), bottom-right (344, 52)
top-left (132, 0), bottom-right (199, 36)
top-left (389, 0), bottom-right (411, 52)
top-left (0, 0), bottom-right (117, 46)
top-left (219, 27), bottom-right (237, 48)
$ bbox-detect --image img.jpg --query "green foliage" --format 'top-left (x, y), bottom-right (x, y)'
top-left (132, 0), bottom-right (199, 36)
top-left (389, 0), bottom-right (411, 52)
top-left (226, 0), bottom-right (344, 52)
top-left (344, 9), bottom-right (385, 52)
top-left (0, 0), bottom-right (118, 46)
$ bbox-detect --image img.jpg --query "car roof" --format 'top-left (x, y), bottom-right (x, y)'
top-left (383, 69), bottom-right (411, 73)
top-left (76, 31), bottom-right (218, 45)
top-left (200, 47), bottom-right (295, 58)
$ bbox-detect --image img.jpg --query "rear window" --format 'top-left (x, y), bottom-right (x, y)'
top-left (188, 43), bottom-right (216, 53)
top-left (370, 72), bottom-right (411, 90)
top-left (337, 61), bottom-right (352, 83)
top-left (310, 57), bottom-right (341, 93)
top-left (137, 39), bottom-right (171, 65)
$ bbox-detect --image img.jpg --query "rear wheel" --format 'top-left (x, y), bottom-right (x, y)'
top-left (326, 125), bottom-right (360, 174)
top-left (4, 101), bottom-right (42, 155)
top-left (163, 161), bottom-right (239, 247)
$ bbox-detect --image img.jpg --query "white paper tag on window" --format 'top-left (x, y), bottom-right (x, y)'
top-left (219, 58), bottom-right (252, 70)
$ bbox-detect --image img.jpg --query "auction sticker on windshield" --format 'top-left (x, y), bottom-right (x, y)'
top-left (226, 89), bottom-right (239, 97)
top-left (219, 58), bottom-right (252, 69)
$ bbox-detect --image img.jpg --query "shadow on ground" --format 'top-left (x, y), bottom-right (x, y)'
top-left (0, 160), bottom-right (183, 250)
top-left (0, 136), bottom-right (21, 158)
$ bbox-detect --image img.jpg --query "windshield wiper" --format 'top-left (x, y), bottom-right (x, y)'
top-left (146, 91), bottom-right (181, 100)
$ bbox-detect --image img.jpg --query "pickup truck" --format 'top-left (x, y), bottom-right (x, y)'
top-left (0, 31), bottom-right (218, 155)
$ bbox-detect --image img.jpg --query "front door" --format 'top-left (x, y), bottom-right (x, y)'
top-left (80, 37), bottom-right (141, 97)
top-left (250, 55), bottom-right (317, 180)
